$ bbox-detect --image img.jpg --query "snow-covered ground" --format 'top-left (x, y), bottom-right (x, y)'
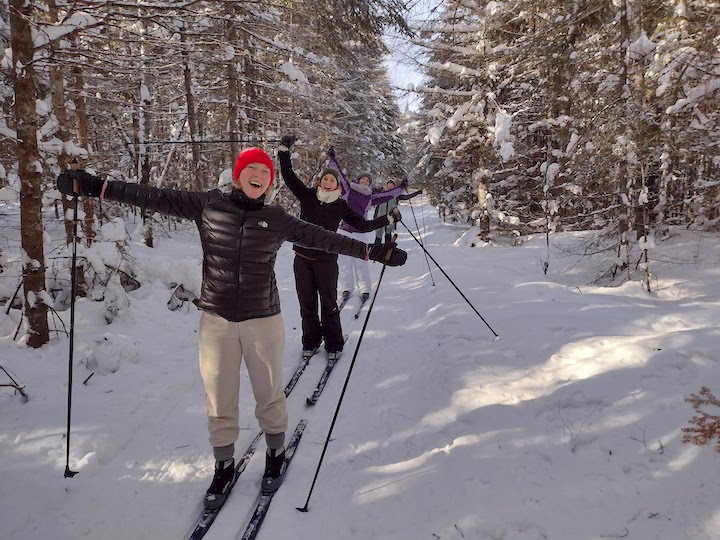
top-left (1, 196), bottom-right (719, 540)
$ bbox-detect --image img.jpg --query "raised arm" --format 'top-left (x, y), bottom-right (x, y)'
top-left (57, 170), bottom-right (207, 221)
top-left (327, 147), bottom-right (350, 195)
top-left (277, 136), bottom-right (312, 200)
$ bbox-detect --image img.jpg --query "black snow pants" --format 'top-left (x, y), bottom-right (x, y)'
top-left (293, 254), bottom-right (344, 353)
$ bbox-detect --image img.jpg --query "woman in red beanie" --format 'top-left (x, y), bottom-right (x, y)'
top-left (56, 147), bottom-right (407, 510)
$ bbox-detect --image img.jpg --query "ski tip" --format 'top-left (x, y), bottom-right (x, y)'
top-left (305, 397), bottom-right (315, 407)
top-left (296, 505), bottom-right (309, 513)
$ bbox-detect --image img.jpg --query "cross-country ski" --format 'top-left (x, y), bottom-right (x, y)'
top-left (305, 335), bottom-right (348, 406)
top-left (186, 431), bottom-right (263, 540)
top-left (237, 420), bottom-right (307, 540)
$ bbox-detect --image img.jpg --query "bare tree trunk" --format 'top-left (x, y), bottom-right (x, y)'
top-left (10, 0), bottom-right (49, 347)
top-left (239, 29), bottom-right (259, 139)
top-left (181, 27), bottom-right (202, 191)
top-left (226, 3), bottom-right (239, 160)
top-left (71, 60), bottom-right (96, 246)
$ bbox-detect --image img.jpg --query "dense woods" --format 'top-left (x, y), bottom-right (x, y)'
top-left (408, 0), bottom-right (720, 242)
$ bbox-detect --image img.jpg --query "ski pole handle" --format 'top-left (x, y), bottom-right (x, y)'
top-left (384, 234), bottom-right (398, 262)
top-left (69, 159), bottom-right (82, 197)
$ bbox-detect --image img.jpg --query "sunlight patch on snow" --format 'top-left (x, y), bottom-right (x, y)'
top-left (75, 451), bottom-right (98, 469)
top-left (10, 428), bottom-right (77, 467)
top-left (375, 373), bottom-right (411, 390)
top-left (130, 458), bottom-right (200, 483)
top-left (374, 432), bottom-right (495, 473)
top-left (545, 339), bottom-right (650, 380)
top-left (704, 509), bottom-right (720, 536)
top-left (346, 440), bottom-right (380, 456)
top-left (422, 338), bottom-right (650, 427)
top-left (594, 409), bottom-right (644, 431)
top-left (665, 444), bottom-right (700, 473)
top-left (355, 432), bottom-right (505, 503)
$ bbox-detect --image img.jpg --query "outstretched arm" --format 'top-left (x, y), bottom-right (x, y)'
top-left (282, 213), bottom-right (406, 266)
top-left (369, 181), bottom-right (408, 206)
top-left (57, 171), bottom-right (207, 221)
top-left (341, 202), bottom-right (392, 233)
top-left (397, 189), bottom-right (422, 201)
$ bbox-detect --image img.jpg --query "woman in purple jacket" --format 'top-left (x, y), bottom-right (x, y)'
top-left (334, 168), bottom-right (408, 303)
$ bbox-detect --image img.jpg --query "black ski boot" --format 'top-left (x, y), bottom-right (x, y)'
top-left (204, 458), bottom-right (235, 509)
top-left (261, 448), bottom-right (286, 495)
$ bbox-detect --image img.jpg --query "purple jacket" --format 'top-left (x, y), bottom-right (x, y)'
top-left (335, 169), bottom-right (408, 233)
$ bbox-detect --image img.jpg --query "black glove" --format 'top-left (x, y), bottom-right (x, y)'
top-left (56, 170), bottom-right (102, 197)
top-left (280, 135), bottom-right (296, 151)
top-left (368, 242), bottom-right (407, 267)
top-left (389, 207), bottom-right (402, 223)
top-left (327, 146), bottom-right (336, 159)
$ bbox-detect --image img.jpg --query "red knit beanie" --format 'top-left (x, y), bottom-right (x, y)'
top-left (233, 147), bottom-right (274, 185)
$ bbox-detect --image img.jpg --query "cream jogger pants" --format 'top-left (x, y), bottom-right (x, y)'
top-left (198, 312), bottom-right (287, 451)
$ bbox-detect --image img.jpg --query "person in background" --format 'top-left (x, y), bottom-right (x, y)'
top-left (56, 147), bottom-right (406, 510)
top-left (277, 136), bottom-right (400, 360)
top-left (373, 179), bottom-right (422, 245)
top-left (334, 160), bottom-right (408, 304)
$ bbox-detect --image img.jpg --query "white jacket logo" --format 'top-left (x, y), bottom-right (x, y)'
top-left (258, 221), bottom-right (268, 228)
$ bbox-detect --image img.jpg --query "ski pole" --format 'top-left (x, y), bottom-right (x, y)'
top-left (399, 221), bottom-right (499, 339)
top-left (407, 197), bottom-right (435, 286)
top-left (64, 173), bottom-right (81, 478)
top-left (297, 239), bottom-right (395, 512)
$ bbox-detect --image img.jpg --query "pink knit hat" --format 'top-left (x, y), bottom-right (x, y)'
top-left (233, 147), bottom-right (274, 185)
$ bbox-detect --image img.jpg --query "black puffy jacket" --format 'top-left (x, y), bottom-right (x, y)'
top-left (101, 180), bottom-right (367, 322)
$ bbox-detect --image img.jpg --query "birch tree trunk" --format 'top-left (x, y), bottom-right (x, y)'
top-left (10, 0), bottom-right (49, 347)
top-left (616, 0), bottom-right (633, 280)
top-left (136, 20), bottom-right (154, 247)
top-left (136, 75), bottom-right (154, 247)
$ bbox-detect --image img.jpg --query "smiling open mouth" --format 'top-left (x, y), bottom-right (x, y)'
top-left (249, 180), bottom-right (262, 188)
